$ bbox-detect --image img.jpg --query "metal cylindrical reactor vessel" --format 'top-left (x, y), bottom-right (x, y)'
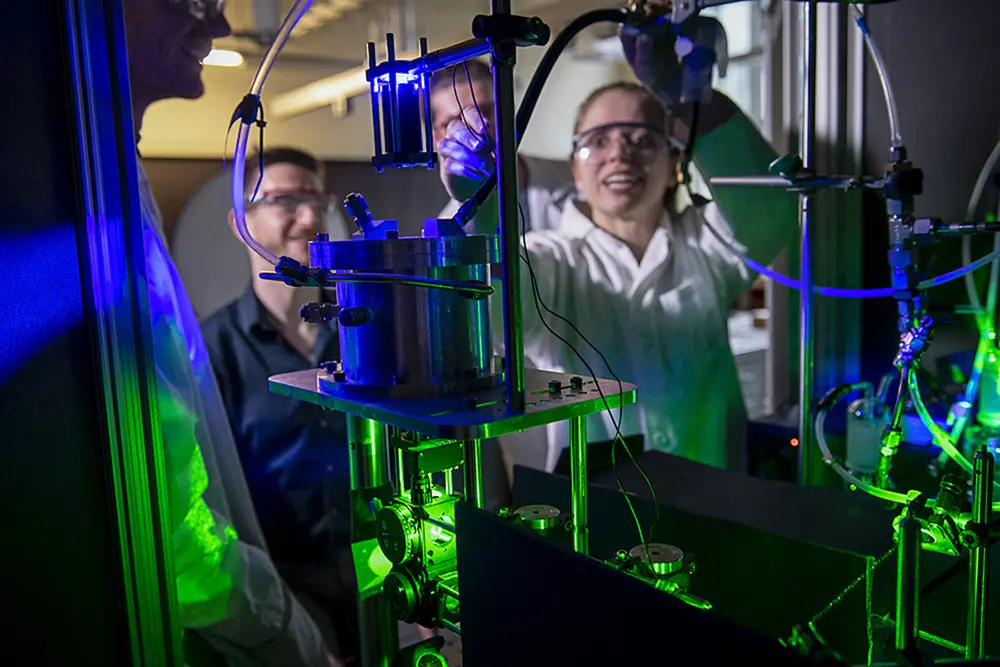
top-left (309, 221), bottom-right (500, 398)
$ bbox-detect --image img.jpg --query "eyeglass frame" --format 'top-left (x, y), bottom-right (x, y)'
top-left (245, 190), bottom-right (336, 217)
top-left (571, 121), bottom-right (685, 165)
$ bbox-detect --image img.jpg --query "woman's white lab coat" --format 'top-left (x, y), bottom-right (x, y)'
top-left (493, 110), bottom-right (798, 472)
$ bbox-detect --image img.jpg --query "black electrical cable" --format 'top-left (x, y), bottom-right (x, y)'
top-left (449, 42), bottom-right (662, 551)
top-left (466, 8), bottom-right (628, 212)
top-left (517, 199), bottom-right (659, 554)
top-left (680, 101), bottom-right (700, 185)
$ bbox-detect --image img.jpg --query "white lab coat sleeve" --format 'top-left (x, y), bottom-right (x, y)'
top-left (138, 160), bottom-right (331, 667)
top-left (158, 364), bottom-right (329, 667)
top-left (148, 262), bottom-right (331, 667)
top-left (693, 104), bottom-right (800, 301)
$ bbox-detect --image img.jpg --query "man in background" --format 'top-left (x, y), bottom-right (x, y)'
top-left (429, 58), bottom-right (575, 232)
top-left (429, 59), bottom-right (571, 477)
top-left (201, 147), bottom-right (359, 663)
top-left (125, 0), bottom-right (340, 664)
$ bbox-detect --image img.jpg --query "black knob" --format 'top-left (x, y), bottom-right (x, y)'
top-left (300, 302), bottom-right (340, 323)
top-left (338, 306), bottom-right (373, 327)
top-left (548, 380), bottom-right (561, 393)
top-left (569, 376), bottom-right (583, 390)
top-left (343, 192), bottom-right (374, 234)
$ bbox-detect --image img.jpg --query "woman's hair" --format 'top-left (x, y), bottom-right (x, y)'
top-left (572, 82), bottom-right (682, 210)
top-left (572, 81), bottom-right (670, 137)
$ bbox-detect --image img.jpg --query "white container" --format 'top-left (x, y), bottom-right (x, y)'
top-left (846, 397), bottom-right (890, 474)
top-left (977, 351), bottom-right (1000, 428)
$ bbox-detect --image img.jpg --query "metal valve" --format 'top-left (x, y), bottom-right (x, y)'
top-left (300, 302), bottom-right (340, 323)
top-left (344, 192), bottom-right (376, 235)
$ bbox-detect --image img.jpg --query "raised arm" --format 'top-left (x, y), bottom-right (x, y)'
top-left (438, 113), bottom-right (566, 346)
top-left (681, 93), bottom-right (798, 269)
top-left (621, 8), bottom-right (797, 294)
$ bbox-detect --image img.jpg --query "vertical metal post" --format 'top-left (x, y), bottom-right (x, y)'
top-left (419, 36), bottom-right (434, 162)
top-left (570, 416), bottom-right (588, 555)
top-left (966, 445), bottom-right (993, 660)
top-left (464, 439), bottom-right (485, 508)
top-left (367, 41), bottom-right (382, 159)
top-left (385, 33), bottom-right (401, 154)
top-left (895, 508), bottom-right (920, 656)
top-left (347, 415), bottom-right (396, 667)
top-left (349, 415), bottom-right (390, 490)
top-left (395, 447), bottom-right (406, 495)
top-left (797, 0), bottom-right (818, 488)
top-left (490, 0), bottom-right (526, 413)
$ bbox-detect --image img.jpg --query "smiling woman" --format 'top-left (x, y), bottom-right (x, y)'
top-left (570, 83), bottom-right (680, 260)
top-left (450, 69), bottom-right (798, 474)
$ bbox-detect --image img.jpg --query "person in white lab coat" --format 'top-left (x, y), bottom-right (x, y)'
top-left (438, 34), bottom-right (797, 473)
top-left (429, 58), bottom-right (575, 232)
top-left (125, 0), bottom-right (340, 665)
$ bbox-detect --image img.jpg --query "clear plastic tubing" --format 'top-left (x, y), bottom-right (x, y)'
top-left (231, 0), bottom-right (315, 267)
top-left (813, 383), bottom-right (908, 505)
top-left (705, 221), bottom-right (1000, 299)
top-left (703, 6), bottom-right (1000, 299)
top-left (850, 5), bottom-right (902, 149)
top-left (962, 138), bottom-right (1000, 312)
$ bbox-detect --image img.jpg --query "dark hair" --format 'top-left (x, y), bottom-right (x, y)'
top-left (429, 58), bottom-right (492, 95)
top-left (244, 147), bottom-right (323, 198)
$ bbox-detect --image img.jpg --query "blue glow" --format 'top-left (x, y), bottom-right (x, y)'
top-left (0, 225), bottom-right (84, 383)
top-left (84, 214), bottom-right (130, 313)
top-left (376, 71), bottom-right (419, 86)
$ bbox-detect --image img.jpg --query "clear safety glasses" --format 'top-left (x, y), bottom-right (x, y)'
top-left (248, 192), bottom-right (335, 218)
top-left (572, 122), bottom-right (678, 166)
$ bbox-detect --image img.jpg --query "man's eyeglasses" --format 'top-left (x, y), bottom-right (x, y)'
top-left (167, 0), bottom-right (226, 21)
top-left (247, 192), bottom-right (333, 217)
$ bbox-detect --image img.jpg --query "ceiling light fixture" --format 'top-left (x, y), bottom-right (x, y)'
top-left (203, 49), bottom-right (245, 67)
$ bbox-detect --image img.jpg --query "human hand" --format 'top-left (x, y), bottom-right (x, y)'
top-left (437, 106), bottom-right (494, 203)
top-left (327, 653), bottom-right (345, 667)
top-left (620, 1), bottom-right (728, 107)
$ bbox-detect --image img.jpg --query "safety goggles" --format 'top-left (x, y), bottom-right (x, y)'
top-left (167, 0), bottom-right (226, 21)
top-left (247, 191), bottom-right (335, 217)
top-left (572, 122), bottom-right (683, 166)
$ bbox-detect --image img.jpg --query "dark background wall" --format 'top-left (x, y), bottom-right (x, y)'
top-left (860, 0), bottom-right (1000, 380)
top-left (145, 158), bottom-right (448, 247)
top-left (0, 2), bottom-right (132, 664)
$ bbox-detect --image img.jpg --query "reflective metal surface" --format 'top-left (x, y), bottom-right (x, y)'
top-left (310, 229), bottom-right (502, 398)
top-left (269, 368), bottom-right (637, 439)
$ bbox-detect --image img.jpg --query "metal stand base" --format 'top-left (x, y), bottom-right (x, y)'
top-left (270, 368), bottom-right (637, 439)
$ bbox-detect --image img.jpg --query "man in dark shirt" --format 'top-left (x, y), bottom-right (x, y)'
top-left (201, 147), bottom-right (357, 662)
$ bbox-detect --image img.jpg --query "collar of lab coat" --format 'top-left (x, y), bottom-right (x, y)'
top-left (558, 185), bottom-right (694, 241)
